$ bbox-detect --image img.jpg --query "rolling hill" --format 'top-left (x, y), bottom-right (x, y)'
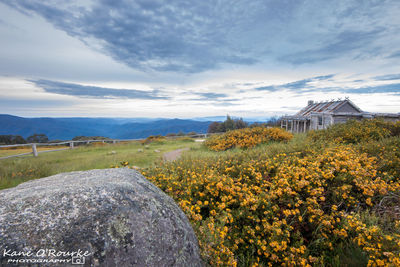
top-left (0, 114), bottom-right (213, 140)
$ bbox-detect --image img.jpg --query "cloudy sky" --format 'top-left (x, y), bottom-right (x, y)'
top-left (0, 0), bottom-right (399, 118)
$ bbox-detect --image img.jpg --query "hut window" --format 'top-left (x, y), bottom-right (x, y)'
top-left (318, 116), bottom-right (323, 125)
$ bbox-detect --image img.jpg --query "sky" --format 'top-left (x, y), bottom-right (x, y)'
top-left (0, 0), bottom-right (399, 118)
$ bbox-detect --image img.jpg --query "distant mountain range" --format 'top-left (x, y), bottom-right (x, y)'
top-left (0, 114), bottom-right (215, 140)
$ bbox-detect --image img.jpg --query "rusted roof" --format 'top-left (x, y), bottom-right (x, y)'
top-left (295, 99), bottom-right (362, 117)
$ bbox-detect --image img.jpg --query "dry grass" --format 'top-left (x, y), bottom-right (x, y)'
top-left (0, 145), bottom-right (69, 157)
top-left (0, 139), bottom-right (200, 190)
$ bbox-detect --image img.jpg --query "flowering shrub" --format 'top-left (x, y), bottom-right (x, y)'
top-left (358, 137), bottom-right (400, 179)
top-left (140, 135), bottom-right (166, 145)
top-left (141, 140), bottom-right (400, 266)
top-left (307, 119), bottom-right (400, 144)
top-left (205, 127), bottom-right (293, 151)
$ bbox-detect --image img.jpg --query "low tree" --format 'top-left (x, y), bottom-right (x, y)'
top-left (0, 135), bottom-right (26, 145)
top-left (265, 117), bottom-right (280, 127)
top-left (249, 118), bottom-right (281, 128)
top-left (224, 115), bottom-right (235, 131)
top-left (12, 135), bottom-right (26, 144)
top-left (187, 131), bottom-right (197, 136)
top-left (72, 136), bottom-right (110, 141)
top-left (208, 122), bottom-right (222, 133)
top-left (27, 133), bottom-right (49, 143)
top-left (207, 115), bottom-right (249, 133)
top-left (233, 117), bottom-right (248, 130)
top-left (176, 131), bottom-right (185, 136)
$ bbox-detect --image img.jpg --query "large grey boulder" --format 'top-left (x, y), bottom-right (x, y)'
top-left (0, 169), bottom-right (202, 266)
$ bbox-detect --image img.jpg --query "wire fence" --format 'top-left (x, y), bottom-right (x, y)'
top-left (0, 133), bottom-right (217, 160)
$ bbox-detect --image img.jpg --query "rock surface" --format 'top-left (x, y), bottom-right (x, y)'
top-left (0, 169), bottom-right (202, 266)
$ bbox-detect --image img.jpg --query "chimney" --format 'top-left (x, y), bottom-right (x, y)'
top-left (308, 100), bottom-right (314, 106)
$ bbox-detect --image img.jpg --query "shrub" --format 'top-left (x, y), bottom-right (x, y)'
top-left (140, 135), bottom-right (166, 145)
top-left (205, 127), bottom-right (293, 151)
top-left (356, 137), bottom-right (400, 178)
top-left (174, 136), bottom-right (195, 142)
top-left (307, 119), bottom-right (399, 144)
top-left (142, 143), bottom-right (400, 266)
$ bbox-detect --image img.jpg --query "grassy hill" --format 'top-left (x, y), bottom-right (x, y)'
top-left (1, 120), bottom-right (400, 266)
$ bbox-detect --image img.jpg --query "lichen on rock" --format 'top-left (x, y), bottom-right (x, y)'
top-left (0, 168), bottom-right (203, 266)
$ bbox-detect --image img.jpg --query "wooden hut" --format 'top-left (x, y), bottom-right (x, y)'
top-left (281, 98), bottom-right (400, 133)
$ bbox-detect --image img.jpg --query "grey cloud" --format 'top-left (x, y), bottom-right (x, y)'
top-left (388, 51), bottom-right (400, 58)
top-left (4, 0), bottom-right (259, 73)
top-left (3, 0), bottom-right (399, 73)
top-left (281, 30), bottom-right (382, 64)
top-left (30, 79), bottom-right (169, 100)
top-left (254, 75), bottom-right (400, 95)
top-left (345, 83), bottom-right (400, 94)
top-left (373, 74), bottom-right (400, 81)
top-left (187, 96), bottom-right (240, 105)
top-left (254, 85), bottom-right (278, 92)
top-left (313, 74), bottom-right (335, 81)
top-left (256, 76), bottom-right (400, 95)
top-left (0, 97), bottom-right (74, 108)
top-left (284, 79), bottom-right (312, 89)
top-left (185, 92), bottom-right (229, 102)
top-left (255, 74), bottom-right (335, 91)
top-left (210, 98), bottom-right (242, 106)
top-left (195, 92), bottom-right (228, 99)
top-left (212, 102), bottom-right (241, 107)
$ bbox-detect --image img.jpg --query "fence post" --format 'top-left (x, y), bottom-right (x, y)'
top-left (113, 140), bottom-right (116, 144)
top-left (32, 143), bottom-right (38, 157)
top-left (70, 142), bottom-right (74, 149)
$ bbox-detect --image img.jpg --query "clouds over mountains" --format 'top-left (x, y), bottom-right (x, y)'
top-left (1, 1), bottom-right (399, 117)
top-left (30, 79), bottom-right (168, 100)
top-left (28, 73), bottom-right (400, 105)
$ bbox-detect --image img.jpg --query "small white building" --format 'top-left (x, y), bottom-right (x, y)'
top-left (281, 98), bottom-right (400, 133)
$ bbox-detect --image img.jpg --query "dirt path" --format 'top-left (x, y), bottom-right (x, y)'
top-left (163, 147), bottom-right (190, 162)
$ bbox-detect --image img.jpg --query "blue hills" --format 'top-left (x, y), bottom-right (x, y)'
top-left (0, 114), bottom-right (214, 140)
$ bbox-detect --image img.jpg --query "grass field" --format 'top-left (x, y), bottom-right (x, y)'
top-left (0, 145), bottom-right (71, 157)
top-left (0, 138), bottom-right (200, 190)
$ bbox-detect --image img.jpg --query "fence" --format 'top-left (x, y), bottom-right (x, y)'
top-left (0, 133), bottom-right (212, 160)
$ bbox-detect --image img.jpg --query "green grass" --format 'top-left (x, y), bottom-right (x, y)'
top-left (183, 132), bottom-right (311, 160)
top-left (0, 134), bottom-right (308, 190)
top-left (0, 139), bottom-right (200, 190)
top-left (0, 145), bottom-right (70, 157)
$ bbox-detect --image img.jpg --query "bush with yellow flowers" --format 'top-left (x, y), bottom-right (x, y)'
top-left (307, 119), bottom-right (400, 144)
top-left (140, 135), bottom-right (166, 145)
top-left (205, 127), bottom-right (293, 151)
top-left (137, 120), bottom-right (400, 266)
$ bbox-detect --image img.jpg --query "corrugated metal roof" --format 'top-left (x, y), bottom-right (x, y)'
top-left (295, 100), bottom-right (361, 116)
